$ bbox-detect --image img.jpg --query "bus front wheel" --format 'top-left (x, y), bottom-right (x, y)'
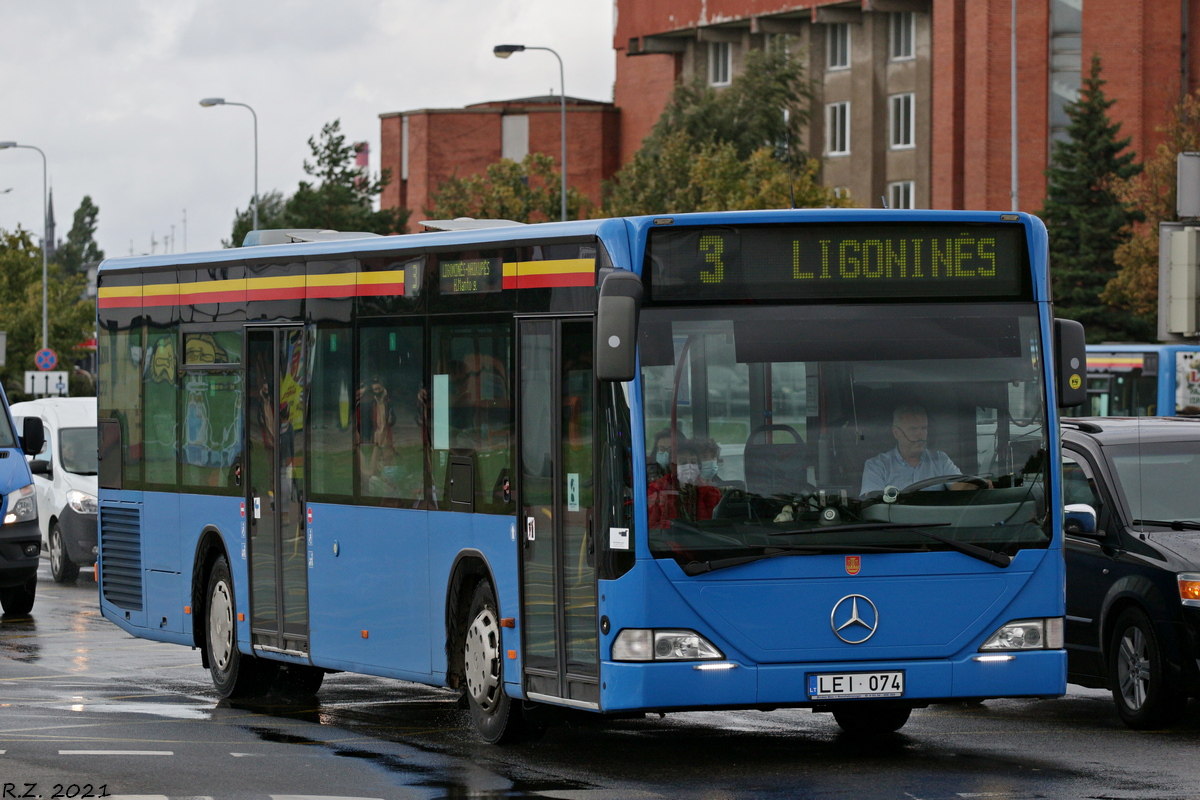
top-left (206, 555), bottom-right (277, 698)
top-left (463, 581), bottom-right (525, 743)
top-left (831, 703), bottom-right (911, 735)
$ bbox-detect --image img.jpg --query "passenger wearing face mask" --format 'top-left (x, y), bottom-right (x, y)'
top-left (647, 427), bottom-right (682, 483)
top-left (696, 438), bottom-right (735, 489)
top-left (648, 441), bottom-right (720, 529)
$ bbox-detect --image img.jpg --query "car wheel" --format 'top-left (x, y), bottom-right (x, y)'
top-left (206, 555), bottom-right (277, 699)
top-left (0, 576), bottom-right (37, 616)
top-left (1108, 607), bottom-right (1187, 729)
top-left (831, 703), bottom-right (912, 735)
top-left (463, 581), bottom-right (528, 743)
top-left (49, 523), bottom-right (79, 585)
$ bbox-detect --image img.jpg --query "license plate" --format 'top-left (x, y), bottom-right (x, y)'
top-left (807, 671), bottom-right (905, 699)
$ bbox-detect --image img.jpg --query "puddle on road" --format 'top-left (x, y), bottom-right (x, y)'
top-left (69, 701), bottom-right (214, 720)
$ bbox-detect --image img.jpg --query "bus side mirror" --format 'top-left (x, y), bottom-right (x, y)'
top-left (595, 270), bottom-right (643, 382)
top-left (1054, 318), bottom-right (1087, 408)
top-left (20, 417), bottom-right (44, 458)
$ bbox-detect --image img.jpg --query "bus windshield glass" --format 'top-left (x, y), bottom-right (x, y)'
top-left (639, 303), bottom-right (1049, 568)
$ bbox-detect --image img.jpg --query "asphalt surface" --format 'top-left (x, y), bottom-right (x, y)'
top-left (2, 559), bottom-right (1200, 799)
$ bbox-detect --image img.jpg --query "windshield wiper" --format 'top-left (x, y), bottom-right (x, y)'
top-left (772, 521), bottom-right (1011, 568)
top-left (683, 543), bottom-right (926, 576)
top-left (1132, 518), bottom-right (1200, 531)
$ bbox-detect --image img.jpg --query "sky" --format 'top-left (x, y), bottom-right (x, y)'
top-left (0, 0), bottom-right (616, 257)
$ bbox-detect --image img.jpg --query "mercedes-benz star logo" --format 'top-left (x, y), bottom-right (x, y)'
top-left (830, 594), bottom-right (879, 644)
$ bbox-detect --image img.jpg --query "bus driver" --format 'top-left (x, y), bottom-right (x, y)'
top-left (860, 405), bottom-right (980, 496)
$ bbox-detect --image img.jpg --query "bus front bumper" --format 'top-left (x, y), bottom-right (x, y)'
top-left (598, 649), bottom-right (1066, 712)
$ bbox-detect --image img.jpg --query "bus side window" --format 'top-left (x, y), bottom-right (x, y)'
top-left (358, 322), bottom-right (425, 507)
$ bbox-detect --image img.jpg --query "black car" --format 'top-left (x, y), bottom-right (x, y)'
top-left (1061, 417), bottom-right (1200, 728)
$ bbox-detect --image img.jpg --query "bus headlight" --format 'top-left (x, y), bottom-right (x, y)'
top-left (979, 618), bottom-right (1063, 651)
top-left (4, 484), bottom-right (37, 525)
top-left (67, 490), bottom-right (98, 515)
top-left (1179, 573), bottom-right (1200, 608)
top-left (612, 629), bottom-right (723, 661)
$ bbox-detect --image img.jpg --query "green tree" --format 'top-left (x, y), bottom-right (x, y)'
top-left (603, 46), bottom-right (844, 216)
top-left (1101, 89), bottom-right (1200, 316)
top-left (226, 119), bottom-right (409, 246)
top-left (284, 120), bottom-right (408, 235)
top-left (224, 190), bottom-right (288, 248)
top-left (54, 195), bottom-right (105, 277)
top-left (1041, 54), bottom-right (1149, 342)
top-left (0, 228), bottom-right (95, 398)
top-left (425, 153), bottom-right (590, 223)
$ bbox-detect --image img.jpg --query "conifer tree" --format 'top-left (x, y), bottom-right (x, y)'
top-left (54, 195), bottom-right (104, 277)
top-left (1041, 53), bottom-right (1149, 341)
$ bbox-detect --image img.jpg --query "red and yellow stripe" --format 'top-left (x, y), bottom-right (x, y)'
top-left (98, 259), bottom-right (591, 309)
top-left (1088, 353), bottom-right (1145, 372)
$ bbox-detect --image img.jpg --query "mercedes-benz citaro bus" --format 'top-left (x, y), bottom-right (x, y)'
top-left (95, 209), bottom-right (1087, 742)
top-left (1062, 343), bottom-right (1200, 417)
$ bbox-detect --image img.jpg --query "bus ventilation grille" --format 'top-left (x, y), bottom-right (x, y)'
top-left (99, 503), bottom-right (143, 611)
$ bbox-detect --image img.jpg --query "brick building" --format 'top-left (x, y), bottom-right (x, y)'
top-left (379, 96), bottom-right (620, 225)
top-left (614, 0), bottom-right (1200, 212)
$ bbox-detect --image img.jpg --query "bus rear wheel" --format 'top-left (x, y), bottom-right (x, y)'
top-left (206, 555), bottom-right (277, 698)
top-left (831, 703), bottom-right (912, 735)
top-left (463, 581), bottom-right (525, 743)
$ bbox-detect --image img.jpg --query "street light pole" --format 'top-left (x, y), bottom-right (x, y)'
top-left (200, 98), bottom-right (259, 232)
top-left (0, 142), bottom-right (49, 349)
top-left (493, 44), bottom-right (568, 222)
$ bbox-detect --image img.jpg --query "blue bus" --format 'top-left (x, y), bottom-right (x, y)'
top-left (96, 209), bottom-right (1086, 740)
top-left (1067, 343), bottom-right (1200, 417)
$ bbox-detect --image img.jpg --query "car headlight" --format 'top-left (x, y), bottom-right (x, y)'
top-left (612, 629), bottom-right (723, 661)
top-left (979, 618), bottom-right (1063, 651)
top-left (4, 484), bottom-right (37, 525)
top-left (67, 490), bottom-right (98, 515)
top-left (1179, 573), bottom-right (1200, 608)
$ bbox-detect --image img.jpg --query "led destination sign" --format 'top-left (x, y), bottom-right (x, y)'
top-left (647, 222), bottom-right (1029, 302)
top-left (439, 258), bottom-right (503, 295)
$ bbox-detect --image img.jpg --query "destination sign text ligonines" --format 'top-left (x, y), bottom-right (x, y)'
top-left (647, 223), bottom-right (1030, 301)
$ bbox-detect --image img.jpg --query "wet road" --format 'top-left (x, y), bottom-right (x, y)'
top-left (3, 560), bottom-right (1200, 800)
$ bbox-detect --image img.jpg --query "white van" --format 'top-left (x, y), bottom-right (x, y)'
top-left (10, 398), bottom-right (97, 584)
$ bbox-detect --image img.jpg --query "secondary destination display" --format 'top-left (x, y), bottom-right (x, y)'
top-left (439, 257), bottom-right (503, 294)
top-left (647, 222), bottom-right (1029, 302)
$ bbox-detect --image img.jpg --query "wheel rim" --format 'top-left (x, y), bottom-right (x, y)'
top-left (464, 606), bottom-right (502, 712)
top-left (208, 579), bottom-right (234, 672)
top-left (1117, 625), bottom-right (1151, 711)
top-left (50, 529), bottom-right (63, 574)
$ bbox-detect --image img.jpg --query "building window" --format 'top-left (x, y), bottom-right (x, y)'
top-left (826, 23), bottom-right (850, 70)
top-left (826, 102), bottom-right (850, 156)
top-left (889, 12), bottom-right (914, 60)
top-left (889, 93), bottom-right (914, 149)
top-left (709, 41), bottom-right (732, 86)
top-left (501, 114), bottom-right (529, 162)
top-left (765, 33), bottom-right (793, 58)
top-left (888, 180), bottom-right (914, 209)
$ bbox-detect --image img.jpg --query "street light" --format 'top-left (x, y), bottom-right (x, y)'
top-left (0, 141), bottom-right (49, 350)
top-left (200, 97), bottom-right (259, 232)
top-left (493, 44), bottom-right (568, 222)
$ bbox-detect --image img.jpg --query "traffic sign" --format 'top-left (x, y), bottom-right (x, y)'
top-left (25, 370), bottom-right (68, 397)
top-left (35, 348), bottom-right (57, 371)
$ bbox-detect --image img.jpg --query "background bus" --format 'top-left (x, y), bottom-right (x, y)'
top-left (96, 210), bottom-right (1085, 742)
top-left (1064, 343), bottom-right (1200, 416)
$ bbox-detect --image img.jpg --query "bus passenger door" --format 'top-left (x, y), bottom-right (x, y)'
top-left (245, 326), bottom-right (311, 656)
top-left (518, 318), bottom-right (600, 708)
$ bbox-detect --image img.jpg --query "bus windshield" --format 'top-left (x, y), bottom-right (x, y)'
top-left (639, 303), bottom-right (1049, 569)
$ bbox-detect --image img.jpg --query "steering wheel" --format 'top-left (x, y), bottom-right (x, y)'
top-left (898, 474), bottom-right (991, 494)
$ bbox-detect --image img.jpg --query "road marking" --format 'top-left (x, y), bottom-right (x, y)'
top-left (59, 750), bottom-right (174, 755)
top-left (230, 752), bottom-right (262, 757)
top-left (270, 796), bottom-right (386, 800)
